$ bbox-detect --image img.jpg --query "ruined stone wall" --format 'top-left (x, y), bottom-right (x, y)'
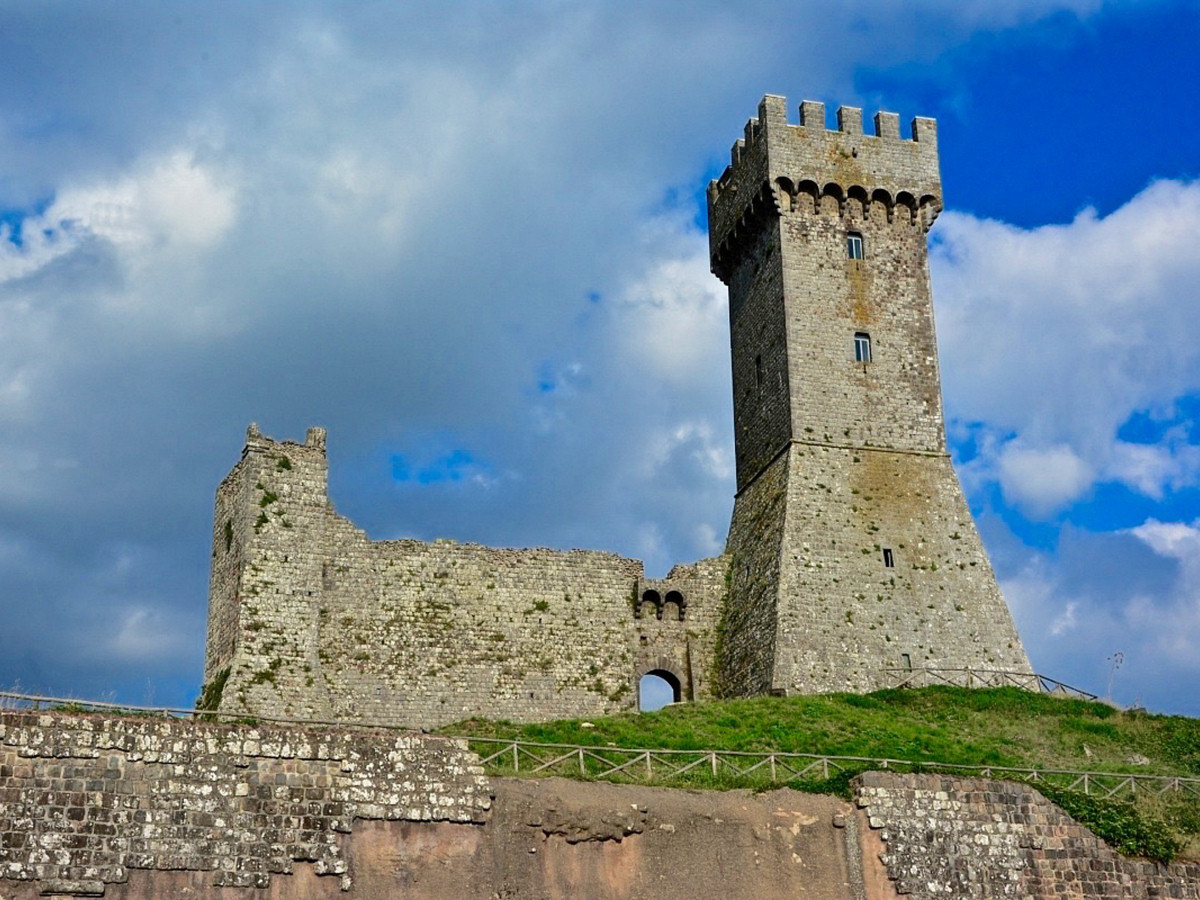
top-left (858, 771), bottom-right (1200, 898)
top-left (0, 710), bottom-right (489, 897)
top-left (205, 428), bottom-right (725, 729)
top-left (711, 95), bottom-right (1031, 696)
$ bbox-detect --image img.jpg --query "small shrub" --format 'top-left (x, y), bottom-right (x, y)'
top-left (195, 666), bottom-right (231, 713)
top-left (248, 658), bottom-right (283, 687)
top-left (1038, 784), bottom-right (1182, 864)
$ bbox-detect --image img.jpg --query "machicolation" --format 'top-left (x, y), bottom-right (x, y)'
top-left (202, 95), bottom-right (1032, 730)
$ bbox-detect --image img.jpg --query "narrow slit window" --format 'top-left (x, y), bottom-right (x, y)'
top-left (847, 232), bottom-right (864, 260)
top-left (854, 332), bottom-right (872, 363)
top-left (754, 354), bottom-right (763, 390)
top-left (882, 548), bottom-right (894, 567)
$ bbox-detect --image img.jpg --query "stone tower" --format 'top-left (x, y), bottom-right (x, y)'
top-left (708, 95), bottom-right (1030, 696)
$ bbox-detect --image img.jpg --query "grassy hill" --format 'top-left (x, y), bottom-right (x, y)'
top-left (445, 686), bottom-right (1200, 862)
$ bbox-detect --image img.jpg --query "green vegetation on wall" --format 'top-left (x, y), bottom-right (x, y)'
top-left (195, 666), bottom-right (231, 713)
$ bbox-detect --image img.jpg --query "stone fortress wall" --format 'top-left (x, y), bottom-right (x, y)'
top-left (203, 95), bottom-right (1031, 729)
top-left (3, 709), bottom-right (1199, 899)
top-left (205, 426), bottom-right (726, 729)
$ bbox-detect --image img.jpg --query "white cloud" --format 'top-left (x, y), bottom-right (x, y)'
top-left (992, 517), bottom-right (1200, 707)
top-left (996, 442), bottom-right (1094, 516)
top-left (1048, 601), bottom-right (1078, 637)
top-left (1128, 519), bottom-right (1200, 617)
top-left (618, 242), bottom-right (729, 387)
top-left (1, 151), bottom-right (237, 280)
top-left (107, 607), bottom-right (190, 664)
top-left (934, 179), bottom-right (1200, 516)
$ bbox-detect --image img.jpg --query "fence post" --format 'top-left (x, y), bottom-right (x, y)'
top-left (711, 752), bottom-right (718, 777)
top-left (770, 755), bottom-right (777, 782)
top-left (579, 747), bottom-right (585, 775)
top-left (513, 742), bottom-right (519, 773)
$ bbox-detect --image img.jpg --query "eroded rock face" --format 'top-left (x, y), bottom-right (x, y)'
top-left (339, 779), bottom-right (866, 900)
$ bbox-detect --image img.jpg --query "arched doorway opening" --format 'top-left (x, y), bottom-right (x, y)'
top-left (639, 669), bottom-right (682, 712)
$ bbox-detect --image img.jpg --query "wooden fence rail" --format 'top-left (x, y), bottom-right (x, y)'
top-left (465, 736), bottom-right (1200, 799)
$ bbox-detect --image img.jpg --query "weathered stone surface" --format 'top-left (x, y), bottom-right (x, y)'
top-left (3, 748), bottom-right (868, 899)
top-left (858, 772), bottom-right (1200, 898)
top-left (0, 709), bottom-right (488, 894)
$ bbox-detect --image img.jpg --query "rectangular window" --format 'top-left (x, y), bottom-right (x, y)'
top-left (854, 332), bottom-right (871, 363)
top-left (847, 233), bottom-right (864, 260)
top-left (901, 653), bottom-right (912, 671)
top-left (883, 548), bottom-right (894, 567)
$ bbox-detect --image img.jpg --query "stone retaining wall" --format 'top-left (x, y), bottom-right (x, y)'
top-left (0, 710), bottom-right (488, 895)
top-left (858, 771), bottom-right (1200, 898)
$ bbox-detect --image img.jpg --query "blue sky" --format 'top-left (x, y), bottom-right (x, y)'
top-left (1, 0), bottom-right (1198, 717)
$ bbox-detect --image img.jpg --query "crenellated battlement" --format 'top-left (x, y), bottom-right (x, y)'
top-left (708, 95), bottom-right (942, 282)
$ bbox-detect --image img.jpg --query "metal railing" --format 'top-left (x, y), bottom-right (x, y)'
top-left (878, 667), bottom-right (1099, 701)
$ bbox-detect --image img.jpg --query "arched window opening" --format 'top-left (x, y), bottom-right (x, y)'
top-left (847, 185), bottom-right (869, 220)
top-left (639, 670), bottom-right (682, 711)
top-left (639, 589), bottom-right (662, 620)
top-left (664, 590), bottom-right (686, 621)
top-left (871, 188), bottom-right (894, 222)
top-left (796, 180), bottom-right (820, 214)
top-left (774, 177), bottom-right (795, 213)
